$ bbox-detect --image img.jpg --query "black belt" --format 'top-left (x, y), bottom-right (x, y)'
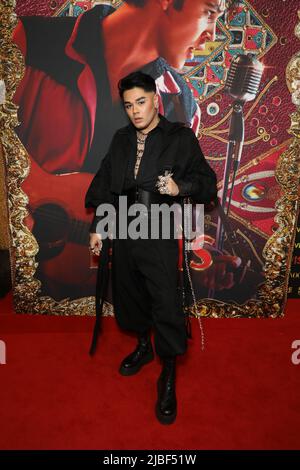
top-left (120, 187), bottom-right (180, 209)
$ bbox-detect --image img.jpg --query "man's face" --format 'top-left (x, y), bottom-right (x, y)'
top-left (159, 0), bottom-right (226, 70)
top-left (123, 87), bottom-right (159, 131)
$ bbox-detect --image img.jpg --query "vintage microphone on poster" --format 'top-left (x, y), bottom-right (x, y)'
top-left (216, 53), bottom-right (264, 250)
top-left (209, 53), bottom-right (264, 298)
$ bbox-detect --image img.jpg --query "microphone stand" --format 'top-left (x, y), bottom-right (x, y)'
top-left (217, 99), bottom-right (245, 251)
top-left (208, 99), bottom-right (246, 299)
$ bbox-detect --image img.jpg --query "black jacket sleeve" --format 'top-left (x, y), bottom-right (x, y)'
top-left (174, 128), bottom-right (218, 204)
top-left (85, 149), bottom-right (113, 234)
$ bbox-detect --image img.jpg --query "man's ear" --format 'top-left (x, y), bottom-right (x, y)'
top-left (154, 93), bottom-right (159, 109)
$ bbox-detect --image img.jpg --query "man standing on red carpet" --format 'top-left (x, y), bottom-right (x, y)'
top-left (85, 71), bottom-right (217, 424)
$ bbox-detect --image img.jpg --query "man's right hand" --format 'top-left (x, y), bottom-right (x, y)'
top-left (89, 233), bottom-right (103, 256)
top-left (184, 235), bottom-right (242, 291)
top-left (195, 254), bottom-right (242, 291)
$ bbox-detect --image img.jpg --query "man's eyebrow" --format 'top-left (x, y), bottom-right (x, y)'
top-left (124, 96), bottom-right (146, 104)
top-left (205, 1), bottom-right (226, 12)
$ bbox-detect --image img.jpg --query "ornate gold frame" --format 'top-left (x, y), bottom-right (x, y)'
top-left (0, 1), bottom-right (299, 318)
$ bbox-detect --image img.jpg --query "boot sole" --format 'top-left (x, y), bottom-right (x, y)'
top-left (155, 402), bottom-right (177, 425)
top-left (119, 351), bottom-right (154, 376)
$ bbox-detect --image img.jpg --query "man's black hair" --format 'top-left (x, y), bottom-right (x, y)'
top-left (123, 0), bottom-right (184, 9)
top-left (172, 0), bottom-right (239, 9)
top-left (118, 71), bottom-right (156, 99)
top-left (123, 0), bottom-right (147, 5)
top-left (124, 1), bottom-right (238, 11)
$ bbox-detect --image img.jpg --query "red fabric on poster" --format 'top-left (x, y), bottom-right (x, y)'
top-left (13, 65), bottom-right (90, 173)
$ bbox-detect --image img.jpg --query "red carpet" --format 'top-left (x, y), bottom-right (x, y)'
top-left (0, 292), bottom-right (300, 450)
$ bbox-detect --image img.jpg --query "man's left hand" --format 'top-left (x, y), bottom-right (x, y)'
top-left (156, 174), bottom-right (179, 196)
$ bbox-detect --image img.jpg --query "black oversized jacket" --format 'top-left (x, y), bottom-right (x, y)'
top-left (85, 115), bottom-right (217, 232)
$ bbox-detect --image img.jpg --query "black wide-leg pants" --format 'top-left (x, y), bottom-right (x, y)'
top-left (111, 233), bottom-right (187, 358)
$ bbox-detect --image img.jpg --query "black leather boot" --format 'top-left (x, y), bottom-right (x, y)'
top-left (119, 331), bottom-right (154, 376)
top-left (155, 356), bottom-right (177, 425)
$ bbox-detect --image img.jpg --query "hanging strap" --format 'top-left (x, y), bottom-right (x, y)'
top-left (89, 236), bottom-right (111, 356)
